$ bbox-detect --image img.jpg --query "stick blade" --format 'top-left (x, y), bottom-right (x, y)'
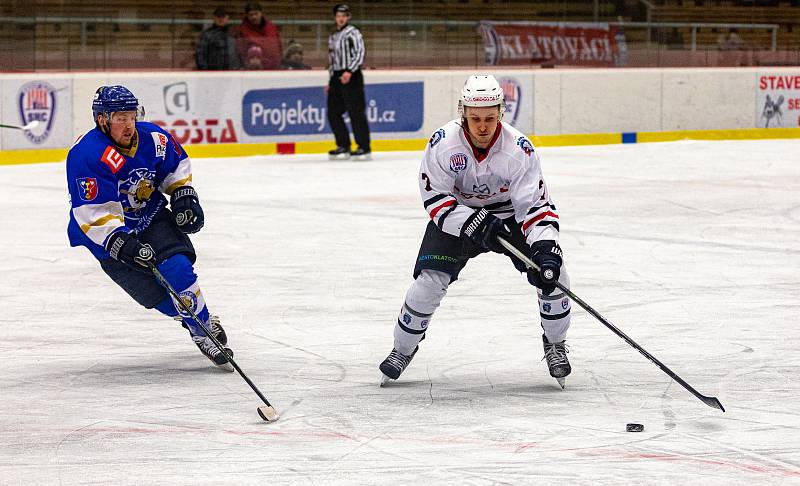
top-left (702, 396), bottom-right (725, 412)
top-left (22, 120), bottom-right (40, 130)
top-left (257, 405), bottom-right (279, 422)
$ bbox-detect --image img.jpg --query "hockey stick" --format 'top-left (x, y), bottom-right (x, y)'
top-left (497, 236), bottom-right (725, 412)
top-left (148, 262), bottom-right (280, 422)
top-left (0, 120), bottom-right (40, 130)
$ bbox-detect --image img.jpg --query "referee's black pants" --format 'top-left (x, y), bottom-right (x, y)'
top-left (327, 69), bottom-right (371, 151)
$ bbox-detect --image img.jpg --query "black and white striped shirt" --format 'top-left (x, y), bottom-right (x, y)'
top-left (328, 24), bottom-right (365, 74)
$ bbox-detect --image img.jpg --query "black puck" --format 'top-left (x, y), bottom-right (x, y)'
top-left (626, 423), bottom-right (644, 432)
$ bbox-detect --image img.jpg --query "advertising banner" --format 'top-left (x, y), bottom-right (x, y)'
top-left (120, 77), bottom-right (243, 145)
top-left (242, 82), bottom-right (424, 137)
top-left (1, 78), bottom-right (73, 149)
top-left (756, 73), bottom-right (800, 128)
top-left (479, 21), bottom-right (627, 67)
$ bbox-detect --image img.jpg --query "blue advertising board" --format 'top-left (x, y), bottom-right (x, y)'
top-left (242, 82), bottom-right (423, 136)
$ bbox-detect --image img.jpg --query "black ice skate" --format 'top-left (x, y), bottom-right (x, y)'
top-left (207, 315), bottom-right (227, 346)
top-left (350, 147), bottom-right (372, 161)
top-left (542, 334), bottom-right (571, 389)
top-left (379, 346), bottom-right (418, 386)
top-left (328, 146), bottom-right (351, 160)
top-left (193, 332), bottom-right (234, 372)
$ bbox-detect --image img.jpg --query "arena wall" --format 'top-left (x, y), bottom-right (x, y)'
top-left (1, 68), bottom-right (799, 164)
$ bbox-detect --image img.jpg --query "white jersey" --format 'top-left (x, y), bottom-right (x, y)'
top-left (419, 119), bottom-right (559, 246)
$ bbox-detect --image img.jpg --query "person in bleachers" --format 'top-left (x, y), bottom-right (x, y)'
top-left (236, 1), bottom-right (283, 70)
top-left (281, 41), bottom-right (311, 70)
top-left (195, 6), bottom-right (240, 70)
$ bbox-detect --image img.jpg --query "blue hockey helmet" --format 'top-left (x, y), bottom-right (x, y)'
top-left (91, 85), bottom-right (143, 123)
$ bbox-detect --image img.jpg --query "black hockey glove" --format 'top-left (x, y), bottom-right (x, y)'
top-left (461, 208), bottom-right (510, 253)
top-left (106, 231), bottom-right (157, 270)
top-left (528, 240), bottom-right (563, 295)
top-left (170, 185), bottom-right (204, 234)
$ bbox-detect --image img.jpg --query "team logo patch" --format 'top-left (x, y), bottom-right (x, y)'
top-left (76, 177), bottom-right (98, 201)
top-left (17, 81), bottom-right (57, 145)
top-left (516, 137), bottom-right (534, 156)
top-left (403, 313), bottom-right (412, 324)
top-left (101, 145), bottom-right (126, 174)
top-left (178, 290), bottom-right (199, 316)
top-left (151, 132), bottom-right (167, 159)
top-left (498, 77), bottom-right (522, 126)
top-left (542, 302), bottom-right (552, 313)
top-left (449, 153), bottom-right (468, 172)
top-left (561, 298), bottom-right (569, 310)
top-left (420, 319), bottom-right (429, 329)
top-left (429, 128), bottom-right (445, 148)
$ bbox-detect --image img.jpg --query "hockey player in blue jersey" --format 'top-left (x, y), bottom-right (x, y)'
top-left (66, 85), bottom-right (233, 370)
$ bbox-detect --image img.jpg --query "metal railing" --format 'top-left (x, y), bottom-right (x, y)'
top-left (0, 16), bottom-right (791, 71)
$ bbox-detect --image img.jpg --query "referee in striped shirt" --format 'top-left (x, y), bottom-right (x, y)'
top-left (327, 4), bottom-right (371, 161)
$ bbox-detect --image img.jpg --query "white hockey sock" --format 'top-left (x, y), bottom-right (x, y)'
top-left (539, 267), bottom-right (571, 343)
top-left (394, 270), bottom-right (450, 355)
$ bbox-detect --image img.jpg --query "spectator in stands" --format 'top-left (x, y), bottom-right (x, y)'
top-left (237, 1), bottom-right (283, 70)
top-left (195, 6), bottom-right (240, 70)
top-left (281, 41), bottom-right (311, 70)
top-left (665, 28), bottom-right (684, 50)
top-left (244, 45), bottom-right (264, 70)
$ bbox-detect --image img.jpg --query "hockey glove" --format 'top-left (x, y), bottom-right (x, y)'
top-left (170, 186), bottom-right (204, 234)
top-left (461, 208), bottom-right (510, 253)
top-left (106, 232), bottom-right (157, 270)
top-left (528, 240), bottom-right (563, 295)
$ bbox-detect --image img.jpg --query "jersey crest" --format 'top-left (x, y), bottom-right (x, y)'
top-left (75, 177), bottom-right (98, 201)
top-left (449, 153), bottom-right (468, 172)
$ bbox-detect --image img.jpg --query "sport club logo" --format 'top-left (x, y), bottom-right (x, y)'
top-left (151, 132), bottom-right (167, 159)
top-left (516, 136), bottom-right (534, 156)
top-left (17, 81), bottom-right (57, 144)
top-left (498, 77), bottom-right (522, 125)
top-left (429, 128), bottom-right (445, 148)
top-left (449, 153), bottom-right (468, 172)
top-left (761, 94), bottom-right (784, 128)
top-left (75, 177), bottom-right (98, 201)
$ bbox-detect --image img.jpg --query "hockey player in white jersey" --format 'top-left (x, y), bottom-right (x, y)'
top-left (379, 75), bottom-right (572, 387)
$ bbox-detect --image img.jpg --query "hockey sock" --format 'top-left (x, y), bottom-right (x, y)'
top-left (157, 254), bottom-right (210, 336)
top-left (538, 267), bottom-right (571, 343)
top-left (394, 270), bottom-right (449, 355)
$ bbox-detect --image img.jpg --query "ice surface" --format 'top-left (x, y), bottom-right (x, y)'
top-left (2, 139), bottom-right (799, 485)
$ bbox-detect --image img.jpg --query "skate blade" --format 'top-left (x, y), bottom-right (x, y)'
top-left (379, 373), bottom-right (392, 387)
top-left (215, 361), bottom-right (234, 372)
top-left (257, 405), bottom-right (279, 422)
top-left (352, 154), bottom-right (372, 161)
top-left (329, 154), bottom-right (351, 161)
top-left (556, 377), bottom-right (566, 389)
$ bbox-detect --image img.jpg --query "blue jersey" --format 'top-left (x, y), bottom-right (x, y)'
top-left (66, 121), bottom-right (192, 260)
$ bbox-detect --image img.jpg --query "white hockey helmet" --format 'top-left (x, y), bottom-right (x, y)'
top-left (458, 74), bottom-right (505, 117)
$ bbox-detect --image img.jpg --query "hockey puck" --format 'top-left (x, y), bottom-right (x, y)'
top-left (626, 423), bottom-right (644, 432)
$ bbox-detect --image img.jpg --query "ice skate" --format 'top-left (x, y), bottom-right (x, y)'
top-left (328, 146), bottom-right (351, 160)
top-left (379, 346), bottom-right (418, 386)
top-left (193, 333), bottom-right (234, 372)
top-left (542, 334), bottom-right (571, 389)
top-left (350, 147), bottom-right (372, 161)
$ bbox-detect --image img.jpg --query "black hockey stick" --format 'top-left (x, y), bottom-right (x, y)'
top-left (148, 262), bottom-right (280, 422)
top-left (497, 236), bottom-right (725, 412)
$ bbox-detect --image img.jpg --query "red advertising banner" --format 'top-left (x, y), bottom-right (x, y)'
top-left (479, 21), bottom-right (628, 67)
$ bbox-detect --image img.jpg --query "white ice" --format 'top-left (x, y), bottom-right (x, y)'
top-left (2, 139), bottom-right (799, 485)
